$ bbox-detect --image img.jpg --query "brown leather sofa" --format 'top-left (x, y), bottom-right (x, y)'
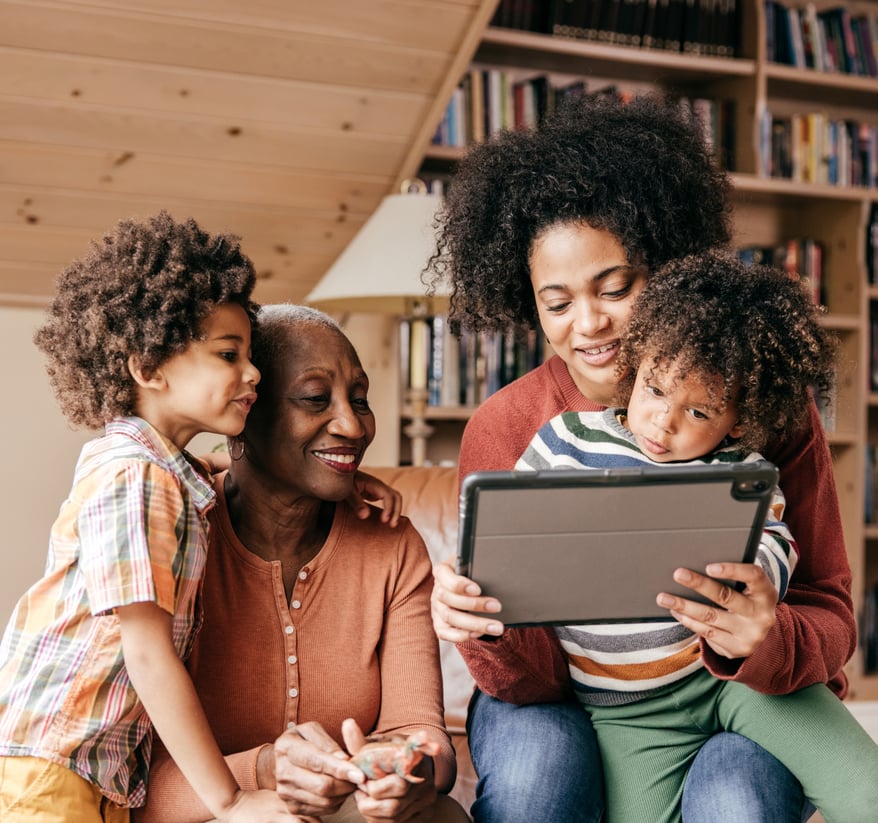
top-left (368, 465), bottom-right (477, 812)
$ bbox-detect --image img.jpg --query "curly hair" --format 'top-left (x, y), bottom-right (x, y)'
top-left (251, 304), bottom-right (343, 378)
top-left (615, 250), bottom-right (836, 453)
top-left (35, 211), bottom-right (259, 429)
top-left (428, 93), bottom-right (733, 334)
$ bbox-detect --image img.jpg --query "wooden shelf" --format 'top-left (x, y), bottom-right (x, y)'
top-left (476, 26), bottom-right (757, 82)
top-left (401, 404), bottom-right (478, 422)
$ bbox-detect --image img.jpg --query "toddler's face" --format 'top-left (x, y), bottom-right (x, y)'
top-left (623, 357), bottom-right (743, 463)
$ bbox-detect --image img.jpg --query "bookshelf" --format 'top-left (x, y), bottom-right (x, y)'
top-left (399, 0), bottom-right (878, 697)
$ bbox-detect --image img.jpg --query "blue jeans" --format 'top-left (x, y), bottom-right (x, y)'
top-left (466, 690), bottom-right (816, 823)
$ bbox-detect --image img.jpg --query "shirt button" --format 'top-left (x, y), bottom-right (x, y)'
top-left (287, 721), bottom-right (296, 729)
top-left (299, 570), bottom-right (308, 580)
top-left (291, 600), bottom-right (302, 609)
top-left (288, 655), bottom-right (297, 665)
top-left (289, 688), bottom-right (298, 698)
top-left (285, 625), bottom-right (294, 634)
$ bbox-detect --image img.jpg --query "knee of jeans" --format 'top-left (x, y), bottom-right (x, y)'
top-left (468, 700), bottom-right (604, 819)
top-left (682, 733), bottom-right (808, 823)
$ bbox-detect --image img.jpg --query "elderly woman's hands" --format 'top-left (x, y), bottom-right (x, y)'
top-left (271, 721), bottom-right (365, 817)
top-left (656, 562), bottom-right (779, 659)
top-left (341, 719), bottom-right (439, 823)
top-left (271, 719), bottom-right (441, 823)
top-left (431, 556), bottom-right (504, 643)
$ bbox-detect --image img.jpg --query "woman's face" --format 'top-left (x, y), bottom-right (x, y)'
top-left (530, 222), bottom-right (648, 406)
top-left (244, 323), bottom-right (375, 502)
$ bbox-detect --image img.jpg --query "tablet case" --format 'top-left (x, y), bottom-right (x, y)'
top-left (455, 461), bottom-right (779, 625)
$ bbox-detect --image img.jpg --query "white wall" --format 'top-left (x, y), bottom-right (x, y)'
top-left (0, 307), bottom-right (400, 625)
top-left (0, 306), bottom-right (91, 624)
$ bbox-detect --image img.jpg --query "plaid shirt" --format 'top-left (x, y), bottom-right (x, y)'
top-left (0, 417), bottom-right (214, 806)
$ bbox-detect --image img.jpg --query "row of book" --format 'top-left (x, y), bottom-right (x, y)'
top-left (432, 67), bottom-right (586, 147)
top-left (761, 112), bottom-right (878, 189)
top-left (433, 77), bottom-right (736, 170)
top-left (490, 0), bottom-right (740, 57)
top-left (402, 235), bottom-right (823, 409)
top-left (400, 317), bottom-right (546, 408)
top-left (765, 0), bottom-right (878, 76)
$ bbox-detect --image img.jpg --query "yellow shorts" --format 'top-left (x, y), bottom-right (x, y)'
top-left (0, 756), bottom-right (130, 823)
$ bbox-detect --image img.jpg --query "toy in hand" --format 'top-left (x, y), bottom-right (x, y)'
top-left (350, 731), bottom-right (440, 783)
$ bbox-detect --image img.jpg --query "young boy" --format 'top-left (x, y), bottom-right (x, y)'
top-left (518, 250), bottom-right (878, 823)
top-left (0, 213), bottom-right (299, 822)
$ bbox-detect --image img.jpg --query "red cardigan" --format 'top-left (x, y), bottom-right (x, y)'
top-left (457, 355), bottom-right (856, 703)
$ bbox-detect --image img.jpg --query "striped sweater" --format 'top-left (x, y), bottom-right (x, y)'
top-left (516, 409), bottom-right (797, 707)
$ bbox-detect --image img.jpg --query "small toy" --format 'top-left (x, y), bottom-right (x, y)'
top-left (350, 730), bottom-right (441, 783)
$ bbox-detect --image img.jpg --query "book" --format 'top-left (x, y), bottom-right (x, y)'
top-left (663, 0), bottom-right (685, 51)
top-left (627, 0), bottom-right (648, 45)
top-left (802, 3), bottom-right (824, 70)
top-left (786, 6), bottom-right (806, 68)
top-left (597, 0), bottom-right (623, 42)
top-left (550, 0), bottom-right (580, 36)
top-left (681, 0), bottom-right (700, 53)
top-left (469, 68), bottom-right (486, 144)
top-left (818, 7), bottom-right (848, 73)
top-left (440, 328), bottom-right (461, 408)
top-left (641, 0), bottom-right (668, 49)
top-left (853, 14), bottom-right (877, 77)
top-left (428, 315), bottom-right (445, 406)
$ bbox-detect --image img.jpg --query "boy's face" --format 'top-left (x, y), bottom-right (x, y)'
top-left (624, 357), bottom-right (744, 463)
top-left (141, 302), bottom-right (260, 450)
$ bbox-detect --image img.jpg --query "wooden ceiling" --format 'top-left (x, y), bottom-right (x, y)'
top-left (0, 0), bottom-right (498, 306)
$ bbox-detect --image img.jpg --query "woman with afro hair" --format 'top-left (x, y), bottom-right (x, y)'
top-left (429, 94), bottom-right (855, 823)
top-left (516, 251), bottom-right (878, 823)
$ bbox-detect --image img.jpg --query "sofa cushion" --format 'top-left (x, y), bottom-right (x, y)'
top-left (368, 465), bottom-right (475, 732)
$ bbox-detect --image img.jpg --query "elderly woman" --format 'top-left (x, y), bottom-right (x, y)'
top-left (137, 304), bottom-right (468, 823)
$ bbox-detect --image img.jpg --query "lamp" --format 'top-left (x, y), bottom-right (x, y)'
top-left (305, 181), bottom-right (449, 466)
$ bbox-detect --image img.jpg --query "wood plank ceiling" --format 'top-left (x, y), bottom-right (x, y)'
top-left (0, 0), bottom-right (498, 306)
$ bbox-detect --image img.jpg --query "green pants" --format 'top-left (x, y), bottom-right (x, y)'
top-left (586, 669), bottom-right (878, 823)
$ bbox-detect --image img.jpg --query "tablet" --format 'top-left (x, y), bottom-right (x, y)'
top-left (455, 461), bottom-right (779, 626)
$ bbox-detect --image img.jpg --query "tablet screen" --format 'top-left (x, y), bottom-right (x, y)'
top-left (456, 462), bottom-right (778, 625)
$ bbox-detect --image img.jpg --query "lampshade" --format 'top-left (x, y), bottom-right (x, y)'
top-left (305, 190), bottom-right (449, 315)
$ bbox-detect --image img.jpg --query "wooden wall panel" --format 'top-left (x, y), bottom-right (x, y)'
top-left (0, 50), bottom-right (430, 137)
top-left (1, 2), bottom-right (450, 94)
top-left (59, 0), bottom-right (479, 51)
top-left (0, 99), bottom-right (407, 175)
top-left (0, 143), bottom-right (387, 215)
top-left (0, 0), bottom-right (499, 304)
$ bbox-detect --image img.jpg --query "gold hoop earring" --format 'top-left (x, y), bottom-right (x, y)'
top-left (229, 438), bottom-right (245, 461)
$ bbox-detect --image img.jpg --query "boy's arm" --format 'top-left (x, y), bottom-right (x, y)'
top-left (117, 602), bottom-right (245, 819)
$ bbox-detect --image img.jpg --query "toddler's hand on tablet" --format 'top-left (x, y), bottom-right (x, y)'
top-left (431, 557), bottom-right (504, 642)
